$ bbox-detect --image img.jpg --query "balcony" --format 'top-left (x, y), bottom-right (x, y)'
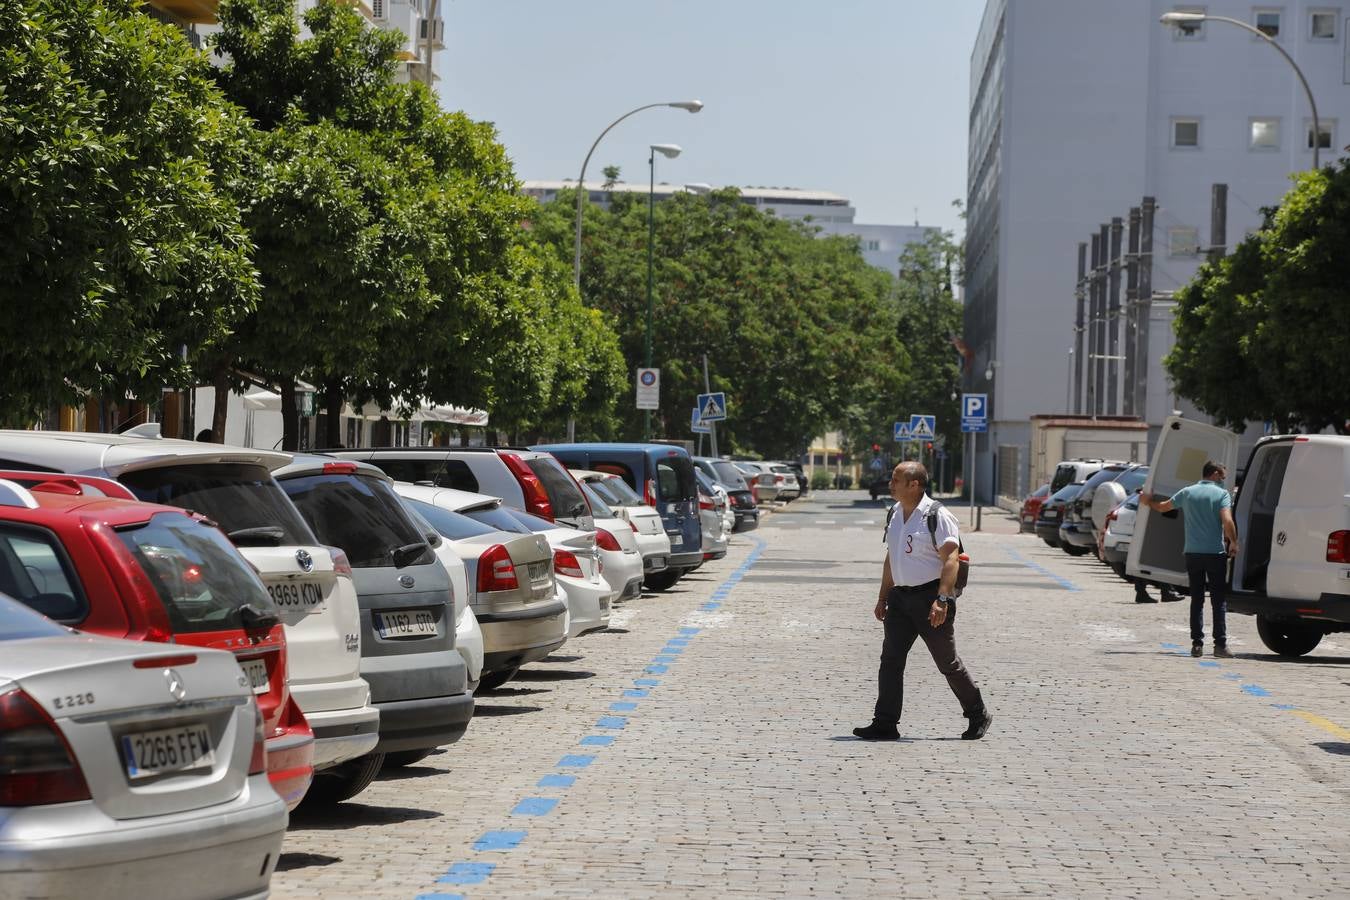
top-left (419, 16), bottom-right (445, 50)
top-left (145, 0), bottom-right (219, 24)
top-left (378, 0), bottom-right (420, 60)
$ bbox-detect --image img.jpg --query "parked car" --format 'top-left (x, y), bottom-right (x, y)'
top-left (400, 500), bottom-right (483, 691)
top-left (1019, 484), bottom-right (1051, 532)
top-left (0, 432), bottom-right (380, 795)
top-left (0, 593), bottom-right (288, 899)
top-left (533, 443), bottom-right (703, 591)
top-left (1059, 464), bottom-right (1133, 555)
top-left (1100, 492), bottom-right (1138, 578)
top-left (494, 507), bottom-right (610, 639)
top-left (579, 481), bottom-right (646, 603)
top-left (0, 474), bottom-right (315, 808)
top-left (1050, 459), bottom-right (1110, 492)
top-left (393, 485), bottom-right (568, 692)
top-left (769, 464), bottom-right (801, 501)
top-left (775, 460), bottom-right (809, 496)
top-left (692, 457), bottom-right (759, 532)
top-left (571, 469), bottom-right (674, 574)
top-left (1035, 483), bottom-right (1084, 547)
top-left (1130, 418), bottom-right (1350, 657)
top-left (734, 461), bottom-right (781, 503)
top-left (328, 447), bottom-right (594, 531)
top-left (694, 469), bottom-right (729, 561)
top-left (273, 456), bottom-right (473, 794)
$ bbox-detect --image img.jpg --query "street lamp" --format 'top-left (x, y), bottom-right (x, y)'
top-left (1160, 11), bottom-right (1322, 168)
top-left (645, 143), bottom-right (683, 440)
top-left (571, 101), bottom-right (703, 288)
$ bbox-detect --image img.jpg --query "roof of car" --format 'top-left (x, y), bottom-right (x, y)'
top-left (0, 430), bottom-right (291, 474)
top-left (0, 477), bottom-right (193, 526)
top-left (273, 453), bottom-right (391, 481)
top-left (531, 442), bottom-right (691, 457)
top-left (319, 446), bottom-right (499, 454)
top-left (389, 482), bottom-right (502, 513)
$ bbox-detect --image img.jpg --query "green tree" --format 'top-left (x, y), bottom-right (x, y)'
top-left (0, 0), bottom-right (258, 424)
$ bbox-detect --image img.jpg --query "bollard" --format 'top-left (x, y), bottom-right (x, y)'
top-left (976, 505), bottom-right (983, 532)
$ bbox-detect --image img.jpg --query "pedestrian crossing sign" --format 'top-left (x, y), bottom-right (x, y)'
top-left (696, 392), bottom-right (727, 422)
top-left (894, 421), bottom-right (911, 442)
top-left (691, 406), bottom-right (711, 434)
top-left (909, 414), bottom-right (936, 441)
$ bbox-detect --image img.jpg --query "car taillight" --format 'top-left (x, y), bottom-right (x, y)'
top-left (1327, 531), bottom-right (1350, 564)
top-left (328, 546), bottom-right (353, 579)
top-left (595, 529), bottom-right (621, 552)
top-left (644, 478), bottom-right (658, 508)
top-left (0, 688), bottom-right (91, 806)
top-left (751, 484), bottom-right (759, 503)
top-left (698, 492), bottom-right (714, 511)
top-left (554, 549), bottom-right (585, 578)
top-left (477, 543), bottom-right (519, 592)
top-left (500, 453), bottom-right (553, 520)
top-left (248, 702), bottom-right (267, 776)
top-left (775, 474), bottom-right (784, 485)
top-left (322, 462), bottom-right (358, 475)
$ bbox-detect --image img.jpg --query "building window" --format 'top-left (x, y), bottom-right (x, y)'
top-left (372, 0), bottom-right (386, 19)
top-left (1306, 118), bottom-right (1336, 148)
top-left (1171, 118), bottom-right (1201, 148)
top-left (1310, 9), bottom-right (1338, 38)
top-left (1171, 5), bottom-right (1207, 39)
top-left (1169, 227), bottom-right (1201, 257)
top-left (1254, 8), bottom-right (1282, 38)
top-left (1249, 117), bottom-right (1281, 148)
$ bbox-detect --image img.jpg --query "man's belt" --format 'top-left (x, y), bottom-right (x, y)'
top-left (891, 579), bottom-right (940, 594)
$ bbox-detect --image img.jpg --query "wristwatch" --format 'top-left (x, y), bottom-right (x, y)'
top-left (935, 594), bottom-right (954, 605)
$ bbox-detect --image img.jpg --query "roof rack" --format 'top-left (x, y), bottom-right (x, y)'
top-left (0, 479), bottom-right (39, 510)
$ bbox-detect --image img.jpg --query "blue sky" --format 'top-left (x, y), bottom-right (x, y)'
top-left (435, 1), bottom-right (989, 235)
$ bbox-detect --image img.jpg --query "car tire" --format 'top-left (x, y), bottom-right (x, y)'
top-left (1255, 616), bottom-right (1323, 658)
top-left (1041, 536), bottom-right (1060, 548)
top-left (302, 752), bottom-right (385, 804)
top-left (383, 749), bottom-right (433, 768)
top-left (644, 569), bottom-right (681, 592)
top-left (1061, 543), bottom-right (1090, 557)
top-left (476, 667), bottom-right (519, 692)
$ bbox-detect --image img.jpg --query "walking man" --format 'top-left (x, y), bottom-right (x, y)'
top-left (854, 462), bottom-right (992, 741)
top-left (1141, 460), bottom-right (1239, 658)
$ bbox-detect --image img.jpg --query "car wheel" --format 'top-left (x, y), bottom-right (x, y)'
top-left (1041, 536), bottom-right (1059, 548)
top-left (644, 569), bottom-right (681, 591)
top-left (1255, 616), bottom-right (1324, 658)
top-left (383, 749), bottom-right (433, 768)
top-left (476, 667), bottom-right (519, 692)
top-left (302, 752), bottom-right (385, 804)
top-left (1061, 543), bottom-right (1090, 557)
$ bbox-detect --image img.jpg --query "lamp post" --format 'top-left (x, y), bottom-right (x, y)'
top-left (1160, 12), bottom-right (1322, 168)
top-left (645, 143), bottom-right (683, 440)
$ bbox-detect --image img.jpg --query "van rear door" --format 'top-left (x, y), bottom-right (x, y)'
top-left (1126, 417), bottom-right (1238, 587)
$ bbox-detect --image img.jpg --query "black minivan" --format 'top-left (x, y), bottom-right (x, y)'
top-left (532, 442), bottom-right (702, 590)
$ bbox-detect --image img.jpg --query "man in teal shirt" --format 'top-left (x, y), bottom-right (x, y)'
top-left (1142, 461), bottom-right (1240, 658)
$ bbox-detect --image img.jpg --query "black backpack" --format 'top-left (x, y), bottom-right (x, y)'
top-left (883, 502), bottom-right (970, 597)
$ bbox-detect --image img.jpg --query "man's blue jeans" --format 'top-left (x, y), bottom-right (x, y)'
top-left (1185, 553), bottom-right (1228, 645)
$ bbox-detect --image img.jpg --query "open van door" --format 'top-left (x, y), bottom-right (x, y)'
top-left (1126, 416), bottom-right (1238, 587)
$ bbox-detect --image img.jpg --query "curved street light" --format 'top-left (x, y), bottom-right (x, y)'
top-left (1160, 12), bottom-right (1322, 168)
top-left (572, 101), bottom-right (703, 287)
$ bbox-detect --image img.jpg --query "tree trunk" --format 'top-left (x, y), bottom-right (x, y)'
top-left (280, 376), bottom-right (299, 452)
top-left (324, 381), bottom-right (343, 447)
top-left (459, 425), bottom-right (470, 447)
top-left (211, 365), bottom-right (230, 442)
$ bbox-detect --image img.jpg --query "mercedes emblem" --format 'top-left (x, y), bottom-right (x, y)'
top-left (164, 668), bottom-right (187, 703)
top-left (296, 549), bottom-right (314, 572)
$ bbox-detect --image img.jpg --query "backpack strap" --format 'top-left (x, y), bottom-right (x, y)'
top-left (925, 501), bottom-right (964, 552)
top-left (882, 503), bottom-right (896, 544)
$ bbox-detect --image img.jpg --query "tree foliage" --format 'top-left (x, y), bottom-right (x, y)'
top-left (1167, 164), bottom-right (1350, 434)
top-left (0, 0), bottom-right (258, 423)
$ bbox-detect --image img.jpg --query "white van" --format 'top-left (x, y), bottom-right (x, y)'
top-left (1127, 417), bottom-right (1350, 657)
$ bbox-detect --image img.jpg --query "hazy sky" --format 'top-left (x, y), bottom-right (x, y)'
top-left (435, 1), bottom-right (989, 235)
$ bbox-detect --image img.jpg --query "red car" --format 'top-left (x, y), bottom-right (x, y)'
top-left (1019, 483), bottom-right (1051, 532)
top-left (0, 472), bottom-right (314, 808)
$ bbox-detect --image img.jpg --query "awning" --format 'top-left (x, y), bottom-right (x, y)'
top-left (240, 390), bottom-right (488, 426)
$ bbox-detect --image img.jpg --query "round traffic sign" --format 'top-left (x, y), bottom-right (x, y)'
top-left (639, 371), bottom-right (657, 386)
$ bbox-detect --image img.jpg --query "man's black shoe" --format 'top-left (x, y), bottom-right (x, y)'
top-left (1161, 590), bottom-right (1183, 602)
top-left (1214, 644), bottom-right (1233, 659)
top-left (1134, 589), bottom-right (1158, 604)
top-left (852, 721), bottom-right (899, 741)
top-left (961, 711), bottom-right (993, 741)
top-left (1191, 642), bottom-right (1203, 657)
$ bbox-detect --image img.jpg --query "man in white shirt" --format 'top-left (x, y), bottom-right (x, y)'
top-left (853, 462), bottom-right (992, 741)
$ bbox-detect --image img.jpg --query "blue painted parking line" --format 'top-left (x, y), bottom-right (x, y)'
top-left (1222, 673), bottom-right (1243, 680)
top-left (511, 797), bottom-right (559, 816)
top-left (661, 645), bottom-right (685, 654)
top-left (1241, 684), bottom-right (1271, 697)
top-left (474, 830), bottom-right (527, 851)
top-left (537, 774), bottom-right (576, 788)
top-left (437, 862), bottom-right (495, 885)
top-left (1272, 703), bottom-right (1298, 710)
top-left (557, 754), bottom-right (595, 768)
top-left (679, 627), bottom-right (700, 635)
top-left (610, 701), bottom-right (638, 711)
top-left (1161, 643), bottom-right (1181, 649)
top-left (417, 894), bottom-right (465, 900)
top-left (580, 735), bottom-right (615, 747)
top-left (666, 637), bottom-right (691, 645)
top-left (1198, 661), bottom-right (1220, 667)
top-left (1005, 548), bottom-right (1081, 591)
top-left (646, 664), bottom-right (669, 674)
top-left (624, 689), bottom-right (650, 698)
top-left (653, 655), bottom-right (678, 664)
top-left (635, 678), bottom-right (660, 686)
top-left (700, 603), bottom-right (721, 610)
top-left (596, 716), bottom-right (627, 729)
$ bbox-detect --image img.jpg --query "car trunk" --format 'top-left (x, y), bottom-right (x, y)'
top-left (453, 531), bottom-right (555, 612)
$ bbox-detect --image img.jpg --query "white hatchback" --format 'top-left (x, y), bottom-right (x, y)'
top-left (573, 470), bottom-right (673, 577)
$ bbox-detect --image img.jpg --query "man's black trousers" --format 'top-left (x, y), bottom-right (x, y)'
top-left (873, 582), bottom-right (985, 726)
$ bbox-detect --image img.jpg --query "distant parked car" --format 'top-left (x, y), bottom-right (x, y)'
top-left (734, 461), bottom-right (780, 503)
top-left (1035, 483), bottom-right (1084, 548)
top-left (692, 457), bottom-right (759, 532)
top-left (400, 499), bottom-right (483, 691)
top-left (494, 507), bottom-right (611, 639)
top-left (0, 473), bottom-right (315, 808)
top-left (0, 594), bottom-right (288, 899)
top-left (0, 433), bottom-right (380, 799)
top-left (1019, 483), bottom-right (1051, 532)
top-left (694, 469), bottom-right (729, 561)
top-left (769, 464), bottom-right (801, 501)
top-left (571, 469), bottom-right (674, 574)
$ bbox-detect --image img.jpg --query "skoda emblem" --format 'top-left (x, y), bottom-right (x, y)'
top-left (296, 549), bottom-right (314, 572)
top-left (164, 669), bottom-right (187, 703)
top-left (398, 574), bottom-right (416, 589)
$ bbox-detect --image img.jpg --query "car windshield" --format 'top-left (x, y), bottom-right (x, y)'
top-left (404, 498), bottom-right (498, 540)
top-left (1050, 483), bottom-right (1084, 503)
top-left (711, 461), bottom-right (748, 490)
top-left (580, 483), bottom-right (617, 520)
top-left (599, 475), bottom-right (643, 506)
top-left (523, 456), bottom-right (589, 520)
top-left (1115, 467), bottom-right (1149, 494)
top-left (0, 592), bottom-right (66, 640)
top-left (281, 473), bottom-right (432, 569)
top-left (1082, 467), bottom-right (1128, 492)
top-left (464, 504), bottom-right (533, 534)
top-left (119, 463), bottom-right (315, 546)
top-left (117, 513), bottom-right (279, 634)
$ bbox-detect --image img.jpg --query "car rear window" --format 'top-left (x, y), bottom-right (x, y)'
top-left (404, 498), bottom-right (498, 540)
top-left (592, 461), bottom-right (637, 490)
top-left (580, 483), bottom-right (617, 520)
top-left (0, 594), bottom-right (66, 640)
top-left (1116, 468), bottom-right (1148, 494)
top-left (523, 457), bottom-right (589, 520)
top-left (0, 524), bottom-right (87, 623)
top-left (464, 504), bottom-right (532, 535)
top-left (711, 461), bottom-right (748, 489)
top-left (584, 477), bottom-right (622, 506)
top-left (116, 513), bottom-right (279, 634)
top-left (368, 458), bottom-right (480, 493)
top-left (599, 475), bottom-right (643, 506)
top-left (1050, 465), bottom-right (1077, 493)
top-left (657, 457), bottom-right (696, 502)
top-left (504, 508), bottom-right (561, 532)
top-left (119, 464), bottom-right (314, 547)
top-left (280, 473), bottom-right (432, 569)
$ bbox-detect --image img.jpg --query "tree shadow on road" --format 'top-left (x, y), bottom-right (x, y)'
top-left (1315, 742), bottom-right (1350, 756)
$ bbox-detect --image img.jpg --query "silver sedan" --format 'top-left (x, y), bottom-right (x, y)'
top-left (0, 595), bottom-right (287, 899)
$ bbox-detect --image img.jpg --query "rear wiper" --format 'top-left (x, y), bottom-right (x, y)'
top-left (239, 604), bottom-right (281, 630)
top-left (227, 526), bottom-right (286, 547)
top-left (392, 542), bottom-right (428, 569)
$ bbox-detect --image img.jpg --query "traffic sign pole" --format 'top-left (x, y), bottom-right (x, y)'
top-left (702, 354), bottom-right (718, 458)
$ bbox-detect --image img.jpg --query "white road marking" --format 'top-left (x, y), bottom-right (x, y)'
top-left (783, 618), bottom-right (830, 633)
top-left (679, 611), bottom-right (736, 629)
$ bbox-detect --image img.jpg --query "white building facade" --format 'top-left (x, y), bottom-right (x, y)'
top-left (967, 0), bottom-right (1350, 502)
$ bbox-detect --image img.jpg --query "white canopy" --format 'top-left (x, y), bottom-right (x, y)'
top-left (240, 390), bottom-right (488, 426)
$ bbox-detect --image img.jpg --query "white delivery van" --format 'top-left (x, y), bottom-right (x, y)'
top-left (1127, 417), bottom-right (1350, 657)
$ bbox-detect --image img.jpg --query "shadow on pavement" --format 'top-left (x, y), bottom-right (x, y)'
top-left (826, 734), bottom-right (962, 742)
top-left (276, 852), bottom-right (341, 872)
top-left (1315, 742), bottom-right (1350, 756)
top-left (513, 668), bottom-right (596, 682)
top-left (288, 803), bottom-right (442, 831)
top-left (538, 654), bottom-right (583, 663)
top-left (470, 704), bottom-right (544, 717)
top-left (477, 685), bottom-right (552, 698)
top-left (376, 766), bottom-right (450, 781)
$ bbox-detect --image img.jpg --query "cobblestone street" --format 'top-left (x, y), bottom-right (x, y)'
top-left (272, 491), bottom-right (1350, 899)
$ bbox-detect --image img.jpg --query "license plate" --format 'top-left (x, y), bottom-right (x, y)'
top-left (240, 658), bottom-right (269, 695)
top-left (121, 724), bottom-right (214, 780)
top-left (375, 609), bottom-right (437, 638)
top-left (646, 555), bottom-right (667, 571)
top-left (527, 561), bottom-right (551, 582)
top-left (266, 579), bottom-right (325, 611)
top-left (1044, 511), bottom-right (1059, 520)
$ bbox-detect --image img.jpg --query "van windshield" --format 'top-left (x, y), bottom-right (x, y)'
top-left (119, 464), bottom-right (314, 546)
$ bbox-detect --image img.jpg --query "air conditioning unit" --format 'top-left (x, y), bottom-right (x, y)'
top-left (419, 16), bottom-right (444, 43)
